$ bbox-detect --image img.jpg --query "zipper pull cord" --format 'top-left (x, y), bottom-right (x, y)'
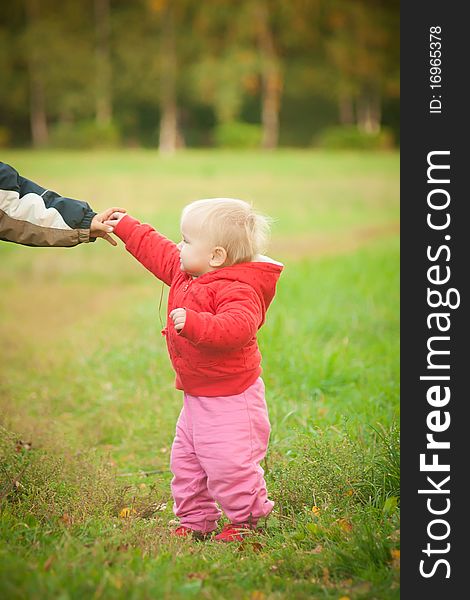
top-left (158, 281), bottom-right (165, 329)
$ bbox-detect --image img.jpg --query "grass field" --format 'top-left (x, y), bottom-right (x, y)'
top-left (0, 150), bottom-right (399, 599)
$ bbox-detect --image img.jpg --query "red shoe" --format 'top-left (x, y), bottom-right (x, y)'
top-left (171, 525), bottom-right (211, 541)
top-left (214, 522), bottom-right (256, 542)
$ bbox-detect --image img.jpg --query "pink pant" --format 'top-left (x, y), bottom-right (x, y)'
top-left (170, 377), bottom-right (274, 533)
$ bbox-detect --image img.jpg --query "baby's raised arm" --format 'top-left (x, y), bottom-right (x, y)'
top-left (105, 212), bottom-right (180, 286)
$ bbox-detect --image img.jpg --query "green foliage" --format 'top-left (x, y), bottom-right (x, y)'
top-left (0, 0), bottom-right (399, 148)
top-left (269, 424), bottom-right (399, 516)
top-left (214, 121), bottom-right (262, 148)
top-left (49, 121), bottom-right (120, 149)
top-left (354, 423), bottom-right (400, 508)
top-left (269, 428), bottom-right (365, 514)
top-left (314, 125), bottom-right (395, 150)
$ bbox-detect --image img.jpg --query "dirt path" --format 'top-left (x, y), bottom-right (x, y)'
top-left (270, 221), bottom-right (399, 260)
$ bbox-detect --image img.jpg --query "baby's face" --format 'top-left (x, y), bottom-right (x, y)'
top-left (177, 216), bottom-right (215, 277)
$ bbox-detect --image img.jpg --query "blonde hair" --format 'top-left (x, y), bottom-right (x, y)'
top-left (181, 198), bottom-right (272, 266)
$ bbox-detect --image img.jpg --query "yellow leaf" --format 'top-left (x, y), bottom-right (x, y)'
top-left (311, 505), bottom-right (321, 516)
top-left (337, 518), bottom-right (353, 532)
top-left (391, 549), bottom-right (400, 569)
top-left (119, 507), bottom-right (137, 518)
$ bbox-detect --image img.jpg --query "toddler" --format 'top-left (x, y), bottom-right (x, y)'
top-left (106, 198), bottom-right (283, 542)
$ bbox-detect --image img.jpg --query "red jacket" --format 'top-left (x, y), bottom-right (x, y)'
top-left (114, 215), bottom-right (283, 396)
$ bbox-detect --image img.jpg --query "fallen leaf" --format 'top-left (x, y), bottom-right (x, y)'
top-left (15, 440), bottom-right (32, 452)
top-left (306, 522), bottom-right (320, 535)
top-left (119, 507), bottom-right (137, 518)
top-left (337, 518), bottom-right (353, 532)
top-left (251, 592), bottom-right (266, 600)
top-left (187, 572), bottom-right (208, 581)
top-left (44, 555), bottom-right (54, 571)
top-left (59, 513), bottom-right (73, 527)
top-left (382, 496), bottom-right (398, 515)
top-left (251, 542), bottom-right (263, 552)
top-left (311, 505), bottom-right (321, 517)
top-left (390, 548), bottom-right (400, 569)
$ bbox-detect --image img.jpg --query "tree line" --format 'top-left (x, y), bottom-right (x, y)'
top-left (0, 0), bottom-right (399, 151)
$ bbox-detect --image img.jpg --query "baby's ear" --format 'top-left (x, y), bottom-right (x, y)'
top-left (210, 246), bottom-right (227, 267)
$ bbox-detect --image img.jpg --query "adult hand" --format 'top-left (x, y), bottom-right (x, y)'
top-left (90, 207), bottom-right (126, 246)
top-left (170, 308), bottom-right (187, 331)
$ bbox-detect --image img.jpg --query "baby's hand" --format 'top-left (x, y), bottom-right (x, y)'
top-left (170, 308), bottom-right (186, 331)
top-left (91, 206), bottom-right (126, 246)
top-left (103, 210), bottom-right (127, 228)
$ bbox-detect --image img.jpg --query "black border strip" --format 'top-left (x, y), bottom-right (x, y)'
top-left (401, 3), bottom-right (466, 596)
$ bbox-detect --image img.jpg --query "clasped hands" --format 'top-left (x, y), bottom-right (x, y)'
top-left (90, 207), bottom-right (126, 245)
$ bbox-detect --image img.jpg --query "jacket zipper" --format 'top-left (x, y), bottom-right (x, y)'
top-left (182, 278), bottom-right (192, 292)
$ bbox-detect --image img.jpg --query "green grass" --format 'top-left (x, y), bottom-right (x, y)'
top-left (0, 150), bottom-right (399, 599)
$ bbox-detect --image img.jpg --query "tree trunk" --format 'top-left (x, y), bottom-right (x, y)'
top-left (28, 68), bottom-right (48, 147)
top-left (159, 2), bottom-right (178, 155)
top-left (25, 0), bottom-right (48, 147)
top-left (356, 87), bottom-right (381, 133)
top-left (338, 92), bottom-right (354, 125)
top-left (94, 0), bottom-right (112, 125)
top-left (255, 1), bottom-right (282, 150)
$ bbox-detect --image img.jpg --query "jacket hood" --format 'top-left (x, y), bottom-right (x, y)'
top-left (194, 254), bottom-right (284, 316)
